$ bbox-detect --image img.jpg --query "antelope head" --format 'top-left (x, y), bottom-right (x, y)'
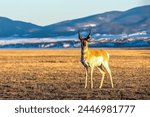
top-left (78, 30), bottom-right (91, 49)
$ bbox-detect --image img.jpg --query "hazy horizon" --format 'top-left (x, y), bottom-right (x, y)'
top-left (0, 0), bottom-right (150, 26)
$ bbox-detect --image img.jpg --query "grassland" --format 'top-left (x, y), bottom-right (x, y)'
top-left (0, 48), bottom-right (149, 100)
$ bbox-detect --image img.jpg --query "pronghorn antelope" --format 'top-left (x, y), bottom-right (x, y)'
top-left (78, 31), bottom-right (114, 89)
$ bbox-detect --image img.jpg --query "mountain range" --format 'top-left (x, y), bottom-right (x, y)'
top-left (0, 5), bottom-right (150, 38)
top-left (0, 5), bottom-right (150, 48)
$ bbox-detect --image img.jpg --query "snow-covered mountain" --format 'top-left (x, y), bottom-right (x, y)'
top-left (0, 32), bottom-right (149, 48)
top-left (0, 17), bottom-right (42, 37)
top-left (0, 5), bottom-right (150, 38)
top-left (30, 5), bottom-right (150, 37)
top-left (0, 5), bottom-right (150, 48)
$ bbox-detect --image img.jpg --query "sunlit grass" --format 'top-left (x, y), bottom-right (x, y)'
top-left (0, 49), bottom-right (149, 99)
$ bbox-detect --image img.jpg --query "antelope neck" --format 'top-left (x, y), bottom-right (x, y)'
top-left (81, 46), bottom-right (89, 63)
top-left (81, 46), bottom-right (88, 54)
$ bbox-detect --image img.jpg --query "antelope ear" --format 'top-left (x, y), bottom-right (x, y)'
top-left (78, 31), bottom-right (82, 40)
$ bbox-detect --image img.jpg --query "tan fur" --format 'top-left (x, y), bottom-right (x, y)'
top-left (78, 31), bottom-right (114, 89)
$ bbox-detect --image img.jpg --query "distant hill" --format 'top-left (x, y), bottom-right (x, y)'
top-left (30, 5), bottom-right (150, 37)
top-left (0, 5), bottom-right (150, 48)
top-left (0, 17), bottom-right (42, 37)
top-left (0, 5), bottom-right (150, 38)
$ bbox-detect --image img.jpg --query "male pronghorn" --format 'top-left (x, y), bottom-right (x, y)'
top-left (78, 30), bottom-right (114, 89)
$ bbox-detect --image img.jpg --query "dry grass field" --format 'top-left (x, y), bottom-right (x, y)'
top-left (0, 48), bottom-right (149, 100)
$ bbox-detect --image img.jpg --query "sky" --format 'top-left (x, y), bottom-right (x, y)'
top-left (0, 0), bottom-right (150, 26)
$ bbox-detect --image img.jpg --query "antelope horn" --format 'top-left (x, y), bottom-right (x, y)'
top-left (86, 29), bottom-right (91, 40)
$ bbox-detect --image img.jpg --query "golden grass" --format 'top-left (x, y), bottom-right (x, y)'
top-left (0, 49), bottom-right (149, 99)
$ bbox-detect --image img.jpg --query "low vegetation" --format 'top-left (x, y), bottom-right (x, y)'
top-left (0, 49), bottom-right (149, 99)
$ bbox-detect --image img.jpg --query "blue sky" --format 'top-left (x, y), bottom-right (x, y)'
top-left (0, 0), bottom-right (150, 26)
